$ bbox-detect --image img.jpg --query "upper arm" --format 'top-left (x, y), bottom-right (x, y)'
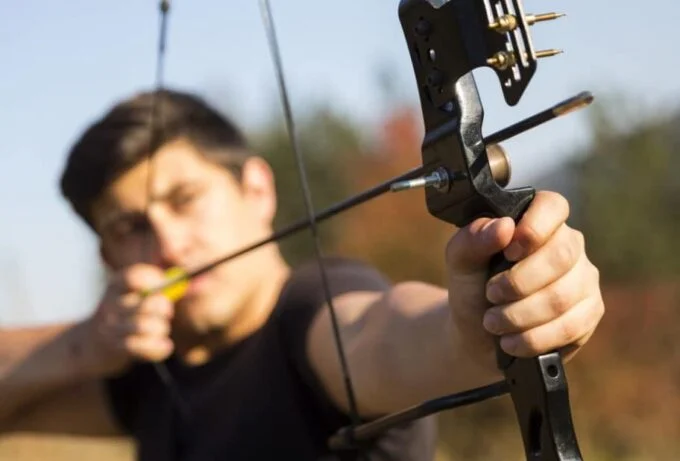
top-left (306, 290), bottom-right (384, 415)
top-left (307, 282), bottom-right (453, 416)
top-left (0, 379), bottom-right (123, 437)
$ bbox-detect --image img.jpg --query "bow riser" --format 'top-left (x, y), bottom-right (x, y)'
top-left (399, 1), bottom-right (584, 460)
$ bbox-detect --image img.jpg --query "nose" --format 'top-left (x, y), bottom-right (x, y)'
top-left (146, 208), bottom-right (190, 269)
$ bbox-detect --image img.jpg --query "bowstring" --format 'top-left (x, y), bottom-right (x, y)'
top-left (258, 0), bottom-right (364, 452)
top-left (144, 0), bottom-right (192, 421)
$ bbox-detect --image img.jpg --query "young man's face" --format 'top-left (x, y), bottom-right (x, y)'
top-left (91, 138), bottom-right (280, 335)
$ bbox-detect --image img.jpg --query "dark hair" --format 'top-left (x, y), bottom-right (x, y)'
top-left (60, 88), bottom-right (250, 231)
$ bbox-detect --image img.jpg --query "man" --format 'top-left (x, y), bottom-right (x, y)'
top-left (0, 89), bottom-right (604, 460)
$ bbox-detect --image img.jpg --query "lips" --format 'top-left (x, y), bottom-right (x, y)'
top-left (185, 270), bottom-right (212, 296)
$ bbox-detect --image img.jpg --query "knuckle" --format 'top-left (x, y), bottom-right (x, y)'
top-left (505, 265), bottom-right (528, 298)
top-left (573, 229), bottom-right (585, 250)
top-left (553, 236), bottom-right (579, 270)
top-left (520, 221), bottom-right (542, 247)
top-left (501, 307), bottom-right (523, 330)
top-left (557, 316), bottom-right (580, 345)
top-left (136, 316), bottom-right (168, 337)
top-left (123, 336), bottom-right (138, 352)
top-left (121, 267), bottom-right (142, 289)
top-left (122, 264), bottom-right (164, 291)
top-left (588, 297), bottom-right (605, 324)
top-left (547, 283), bottom-right (572, 316)
top-left (555, 193), bottom-right (571, 218)
top-left (590, 262), bottom-right (601, 285)
top-left (541, 191), bottom-right (570, 217)
top-left (517, 331), bottom-right (541, 356)
top-left (142, 294), bottom-right (172, 317)
top-left (120, 292), bottom-right (140, 311)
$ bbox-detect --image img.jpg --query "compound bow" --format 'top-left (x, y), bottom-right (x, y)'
top-left (143, 1), bottom-right (594, 460)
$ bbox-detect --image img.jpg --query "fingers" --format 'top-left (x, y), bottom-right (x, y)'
top-left (446, 216), bottom-right (515, 275)
top-left (90, 264), bottom-right (176, 371)
top-left (486, 223), bottom-right (584, 304)
top-left (446, 191), bottom-right (570, 276)
top-left (482, 252), bottom-right (604, 358)
top-left (504, 191), bottom-right (570, 262)
top-left (452, 190), bottom-right (604, 361)
top-left (123, 335), bottom-right (174, 363)
top-left (113, 264), bottom-right (168, 293)
top-left (484, 253), bottom-right (597, 333)
top-left (497, 295), bottom-right (604, 358)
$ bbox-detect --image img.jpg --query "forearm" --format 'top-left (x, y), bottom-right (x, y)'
top-left (348, 282), bottom-right (501, 416)
top-left (0, 320), bottom-right (101, 423)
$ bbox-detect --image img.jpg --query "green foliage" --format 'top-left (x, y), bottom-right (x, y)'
top-left (248, 106), bottom-right (365, 265)
top-left (569, 96), bottom-right (680, 282)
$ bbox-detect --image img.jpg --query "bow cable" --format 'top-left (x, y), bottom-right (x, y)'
top-left (258, 0), bottom-right (364, 442)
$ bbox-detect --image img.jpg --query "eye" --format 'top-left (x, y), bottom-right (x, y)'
top-left (171, 185), bottom-right (204, 211)
top-left (109, 215), bottom-right (149, 239)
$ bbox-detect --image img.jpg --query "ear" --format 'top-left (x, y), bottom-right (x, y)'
top-left (239, 156), bottom-right (277, 227)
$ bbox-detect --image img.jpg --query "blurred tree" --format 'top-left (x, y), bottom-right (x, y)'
top-left (568, 97), bottom-right (680, 282)
top-left (330, 106), bottom-right (452, 285)
top-left (249, 104), bottom-right (365, 265)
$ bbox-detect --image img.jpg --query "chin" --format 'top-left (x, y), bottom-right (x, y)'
top-left (175, 296), bottom-right (234, 334)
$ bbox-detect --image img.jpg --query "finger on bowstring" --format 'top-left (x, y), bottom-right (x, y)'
top-left (111, 264), bottom-right (168, 293)
top-left (123, 335), bottom-right (174, 363)
top-left (116, 313), bottom-right (172, 339)
top-left (118, 292), bottom-right (174, 321)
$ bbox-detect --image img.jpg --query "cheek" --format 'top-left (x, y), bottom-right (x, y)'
top-left (193, 190), bottom-right (252, 255)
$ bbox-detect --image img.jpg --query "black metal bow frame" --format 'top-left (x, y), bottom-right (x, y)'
top-left (142, 1), bottom-right (594, 459)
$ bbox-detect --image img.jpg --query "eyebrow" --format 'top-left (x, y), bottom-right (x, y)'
top-left (97, 210), bottom-right (146, 233)
top-left (97, 180), bottom-right (205, 230)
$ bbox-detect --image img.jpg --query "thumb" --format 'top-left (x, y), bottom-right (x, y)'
top-left (445, 217), bottom-right (515, 276)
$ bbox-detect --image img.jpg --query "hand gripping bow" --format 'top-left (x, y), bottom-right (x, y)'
top-left (328, 1), bottom-right (593, 460)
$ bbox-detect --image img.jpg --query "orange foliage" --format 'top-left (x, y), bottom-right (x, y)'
top-left (332, 107), bottom-right (454, 285)
top-left (568, 278), bottom-right (680, 459)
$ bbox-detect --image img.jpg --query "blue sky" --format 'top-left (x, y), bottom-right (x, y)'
top-left (1, 0), bottom-right (679, 325)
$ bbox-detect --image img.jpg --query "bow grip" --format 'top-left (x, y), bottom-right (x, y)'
top-left (488, 202), bottom-right (583, 461)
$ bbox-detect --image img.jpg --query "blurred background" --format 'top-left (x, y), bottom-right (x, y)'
top-left (1, 0), bottom-right (679, 460)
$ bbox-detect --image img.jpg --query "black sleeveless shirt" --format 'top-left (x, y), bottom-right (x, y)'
top-left (105, 258), bottom-right (437, 461)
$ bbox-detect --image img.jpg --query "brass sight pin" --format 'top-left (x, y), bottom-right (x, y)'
top-left (535, 49), bottom-right (563, 59)
top-left (489, 12), bottom-right (565, 33)
top-left (527, 12), bottom-right (566, 25)
top-left (487, 49), bottom-right (562, 70)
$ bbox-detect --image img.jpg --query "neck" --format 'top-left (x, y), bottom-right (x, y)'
top-left (176, 246), bottom-right (291, 366)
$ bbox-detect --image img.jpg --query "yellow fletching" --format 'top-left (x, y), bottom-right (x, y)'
top-left (139, 267), bottom-right (189, 301)
top-left (161, 267), bottom-right (189, 301)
